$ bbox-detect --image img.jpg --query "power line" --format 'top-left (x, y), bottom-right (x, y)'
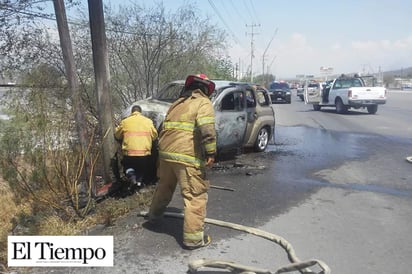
top-left (229, 0), bottom-right (248, 22)
top-left (207, 0), bottom-right (241, 44)
top-left (0, 6), bottom-right (55, 21)
top-left (248, 0), bottom-right (260, 25)
top-left (242, 0), bottom-right (255, 23)
top-left (0, 6), bottom-right (163, 37)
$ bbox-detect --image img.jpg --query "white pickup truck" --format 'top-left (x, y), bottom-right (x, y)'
top-left (305, 74), bottom-right (387, 114)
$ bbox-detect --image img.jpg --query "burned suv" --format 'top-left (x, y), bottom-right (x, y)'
top-left (268, 81), bottom-right (291, 104)
top-left (123, 81), bottom-right (276, 154)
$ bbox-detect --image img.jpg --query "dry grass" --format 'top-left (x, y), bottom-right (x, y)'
top-left (0, 177), bottom-right (18, 268)
top-left (0, 178), bottom-right (155, 269)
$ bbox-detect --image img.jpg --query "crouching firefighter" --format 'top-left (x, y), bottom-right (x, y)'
top-left (114, 105), bottom-right (158, 192)
top-left (148, 74), bottom-right (217, 250)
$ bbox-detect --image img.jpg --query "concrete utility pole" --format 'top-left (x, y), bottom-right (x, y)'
top-left (262, 28), bottom-right (278, 86)
top-left (246, 23), bottom-right (260, 83)
top-left (268, 55), bottom-right (277, 78)
top-left (262, 28), bottom-right (278, 77)
top-left (53, 0), bottom-right (92, 188)
top-left (88, 0), bottom-right (116, 184)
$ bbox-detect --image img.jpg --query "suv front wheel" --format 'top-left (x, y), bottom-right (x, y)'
top-left (254, 127), bottom-right (269, 152)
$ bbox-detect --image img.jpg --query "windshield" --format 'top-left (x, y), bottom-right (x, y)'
top-left (155, 83), bottom-right (184, 102)
top-left (269, 82), bottom-right (289, 90)
top-left (154, 80), bottom-right (233, 102)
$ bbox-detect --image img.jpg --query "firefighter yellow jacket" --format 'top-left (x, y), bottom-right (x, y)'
top-left (158, 89), bottom-right (217, 168)
top-left (115, 111), bottom-right (158, 156)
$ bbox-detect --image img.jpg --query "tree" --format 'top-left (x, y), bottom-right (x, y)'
top-left (105, 2), bottom-right (229, 108)
top-left (252, 74), bottom-right (276, 87)
top-left (0, 1), bottom-right (59, 75)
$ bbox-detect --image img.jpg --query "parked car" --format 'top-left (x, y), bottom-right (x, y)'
top-left (122, 80), bottom-right (276, 155)
top-left (296, 84), bottom-right (304, 101)
top-left (268, 81), bottom-right (291, 103)
top-left (306, 82), bottom-right (322, 100)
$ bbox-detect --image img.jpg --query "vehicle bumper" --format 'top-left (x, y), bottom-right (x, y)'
top-left (270, 93), bottom-right (291, 102)
top-left (348, 99), bottom-right (386, 107)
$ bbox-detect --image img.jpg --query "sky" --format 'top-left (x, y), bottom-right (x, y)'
top-left (91, 0), bottom-right (411, 79)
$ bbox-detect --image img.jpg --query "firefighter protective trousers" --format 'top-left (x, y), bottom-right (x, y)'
top-left (149, 159), bottom-right (209, 247)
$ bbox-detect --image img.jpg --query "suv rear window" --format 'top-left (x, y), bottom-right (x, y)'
top-left (269, 82), bottom-right (289, 90)
top-left (308, 83), bottom-right (320, 88)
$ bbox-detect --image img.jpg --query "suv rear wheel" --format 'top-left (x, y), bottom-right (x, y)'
top-left (254, 127), bottom-right (269, 152)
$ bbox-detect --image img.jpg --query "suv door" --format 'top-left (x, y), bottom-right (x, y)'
top-left (243, 86), bottom-right (258, 144)
top-left (213, 86), bottom-right (247, 152)
top-left (243, 86), bottom-right (274, 151)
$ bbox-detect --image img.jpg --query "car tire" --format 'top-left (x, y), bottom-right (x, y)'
top-left (254, 127), bottom-right (269, 152)
top-left (313, 104), bottom-right (321, 111)
top-left (335, 98), bottom-right (348, 114)
top-left (367, 105), bottom-right (378, 114)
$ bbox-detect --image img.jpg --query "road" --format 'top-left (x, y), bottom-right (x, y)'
top-left (264, 89), bottom-right (412, 273)
top-left (30, 90), bottom-right (412, 274)
top-left (277, 89), bottom-right (412, 138)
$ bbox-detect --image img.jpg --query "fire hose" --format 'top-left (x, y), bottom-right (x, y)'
top-left (138, 211), bottom-right (331, 274)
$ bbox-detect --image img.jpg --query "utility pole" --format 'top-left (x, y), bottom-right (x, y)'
top-left (53, 0), bottom-right (93, 192)
top-left (268, 55), bottom-right (277, 79)
top-left (234, 62), bottom-right (239, 80)
top-left (262, 28), bottom-right (278, 81)
top-left (88, 0), bottom-right (116, 185)
top-left (246, 23), bottom-right (260, 82)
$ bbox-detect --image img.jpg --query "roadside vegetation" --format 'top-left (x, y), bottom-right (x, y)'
top-left (0, 0), bottom-right (261, 268)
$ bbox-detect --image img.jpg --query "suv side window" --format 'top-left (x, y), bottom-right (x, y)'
top-left (245, 89), bottom-right (256, 108)
top-left (234, 91), bottom-right (244, 110)
top-left (221, 91), bottom-right (244, 111)
top-left (256, 89), bottom-right (270, 106)
top-left (333, 80), bottom-right (343, 89)
top-left (221, 93), bottom-right (234, 110)
top-left (352, 79), bottom-right (363, 87)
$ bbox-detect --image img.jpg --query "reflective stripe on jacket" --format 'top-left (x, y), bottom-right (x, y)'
top-left (158, 89), bottom-right (216, 168)
top-left (115, 111), bottom-right (158, 156)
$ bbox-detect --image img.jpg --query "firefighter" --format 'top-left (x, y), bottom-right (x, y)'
top-left (148, 74), bottom-right (217, 250)
top-left (114, 105), bottom-right (158, 191)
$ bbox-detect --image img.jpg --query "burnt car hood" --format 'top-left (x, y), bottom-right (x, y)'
top-left (121, 97), bottom-right (172, 129)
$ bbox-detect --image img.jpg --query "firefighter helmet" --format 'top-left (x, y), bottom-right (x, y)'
top-left (184, 74), bottom-right (216, 96)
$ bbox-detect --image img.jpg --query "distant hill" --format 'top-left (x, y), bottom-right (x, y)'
top-left (382, 67), bottom-right (412, 77)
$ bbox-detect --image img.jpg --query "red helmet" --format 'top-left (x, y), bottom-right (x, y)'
top-left (184, 74), bottom-right (216, 96)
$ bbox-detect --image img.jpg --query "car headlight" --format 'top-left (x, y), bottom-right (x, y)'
top-left (286, 91), bottom-right (291, 94)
